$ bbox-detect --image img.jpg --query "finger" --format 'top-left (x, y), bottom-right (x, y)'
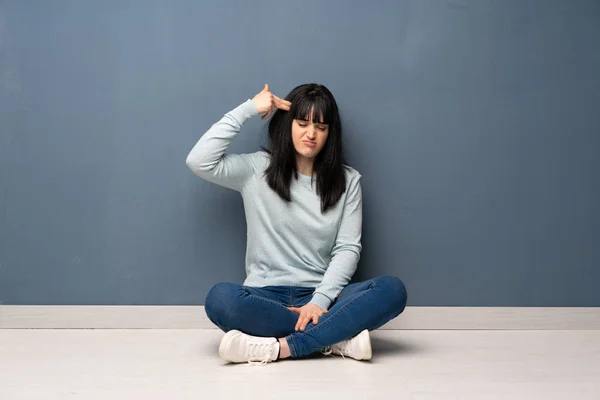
top-left (270, 94), bottom-right (278, 108)
top-left (302, 314), bottom-right (313, 330)
top-left (261, 83), bottom-right (269, 93)
top-left (261, 107), bottom-right (273, 120)
top-left (274, 99), bottom-right (291, 111)
top-left (297, 316), bottom-right (307, 331)
top-left (274, 95), bottom-right (292, 107)
top-left (312, 315), bottom-right (319, 325)
top-left (295, 315), bottom-right (302, 331)
top-left (301, 317), bottom-right (310, 331)
top-left (288, 307), bottom-right (300, 314)
top-left (274, 97), bottom-right (291, 111)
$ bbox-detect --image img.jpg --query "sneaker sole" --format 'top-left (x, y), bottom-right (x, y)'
top-left (219, 329), bottom-right (242, 362)
top-left (358, 329), bottom-right (372, 361)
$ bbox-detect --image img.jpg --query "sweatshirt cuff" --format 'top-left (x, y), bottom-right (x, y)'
top-left (309, 292), bottom-right (332, 311)
top-left (228, 99), bottom-right (260, 125)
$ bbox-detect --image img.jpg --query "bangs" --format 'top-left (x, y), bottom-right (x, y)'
top-left (290, 94), bottom-right (333, 124)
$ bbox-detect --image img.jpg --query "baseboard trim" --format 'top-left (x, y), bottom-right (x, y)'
top-left (1, 306), bottom-right (599, 330)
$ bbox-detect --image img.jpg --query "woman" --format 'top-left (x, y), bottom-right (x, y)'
top-left (186, 83), bottom-right (407, 364)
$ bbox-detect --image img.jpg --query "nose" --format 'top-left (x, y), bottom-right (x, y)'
top-left (306, 126), bottom-right (316, 139)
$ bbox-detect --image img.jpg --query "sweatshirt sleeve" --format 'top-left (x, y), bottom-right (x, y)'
top-left (186, 99), bottom-right (260, 191)
top-left (309, 173), bottom-right (363, 310)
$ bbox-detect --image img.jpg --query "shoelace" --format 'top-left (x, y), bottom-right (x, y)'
top-left (321, 346), bottom-right (346, 360)
top-left (246, 342), bottom-right (276, 366)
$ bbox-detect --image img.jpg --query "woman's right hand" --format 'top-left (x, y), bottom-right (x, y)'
top-left (251, 84), bottom-right (291, 120)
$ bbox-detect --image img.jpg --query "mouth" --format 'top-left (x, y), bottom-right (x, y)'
top-left (302, 140), bottom-right (316, 148)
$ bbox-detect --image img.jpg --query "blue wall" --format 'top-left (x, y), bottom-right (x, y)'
top-left (1, 0), bottom-right (598, 306)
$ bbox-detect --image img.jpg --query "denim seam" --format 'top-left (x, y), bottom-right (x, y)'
top-left (242, 288), bottom-right (296, 315)
top-left (287, 335), bottom-right (299, 358)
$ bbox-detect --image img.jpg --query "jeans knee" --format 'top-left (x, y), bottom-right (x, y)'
top-left (377, 275), bottom-right (408, 315)
top-left (205, 282), bottom-right (239, 322)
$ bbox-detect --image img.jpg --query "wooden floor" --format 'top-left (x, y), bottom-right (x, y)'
top-left (1, 329), bottom-right (599, 399)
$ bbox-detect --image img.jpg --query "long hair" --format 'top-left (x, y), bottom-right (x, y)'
top-left (263, 83), bottom-right (347, 213)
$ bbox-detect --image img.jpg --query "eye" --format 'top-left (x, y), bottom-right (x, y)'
top-left (318, 125), bottom-right (327, 131)
top-left (298, 121), bottom-right (308, 127)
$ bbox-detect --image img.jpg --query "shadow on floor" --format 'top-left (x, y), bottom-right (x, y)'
top-left (370, 334), bottom-right (424, 356)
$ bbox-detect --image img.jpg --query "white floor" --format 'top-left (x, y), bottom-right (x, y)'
top-left (1, 329), bottom-right (599, 400)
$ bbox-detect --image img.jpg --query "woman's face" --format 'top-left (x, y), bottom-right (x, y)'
top-left (291, 117), bottom-right (329, 160)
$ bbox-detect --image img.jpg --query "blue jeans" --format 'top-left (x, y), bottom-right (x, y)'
top-left (204, 276), bottom-right (407, 358)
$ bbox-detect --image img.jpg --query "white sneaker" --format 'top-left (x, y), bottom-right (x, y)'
top-left (322, 329), bottom-right (372, 361)
top-left (218, 330), bottom-right (279, 364)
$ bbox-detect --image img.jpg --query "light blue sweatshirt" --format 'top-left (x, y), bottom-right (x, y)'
top-left (186, 99), bottom-right (362, 310)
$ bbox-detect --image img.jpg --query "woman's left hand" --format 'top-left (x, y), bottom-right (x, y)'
top-left (288, 304), bottom-right (328, 331)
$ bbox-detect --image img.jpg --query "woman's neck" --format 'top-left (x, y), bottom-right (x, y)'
top-left (296, 156), bottom-right (315, 177)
